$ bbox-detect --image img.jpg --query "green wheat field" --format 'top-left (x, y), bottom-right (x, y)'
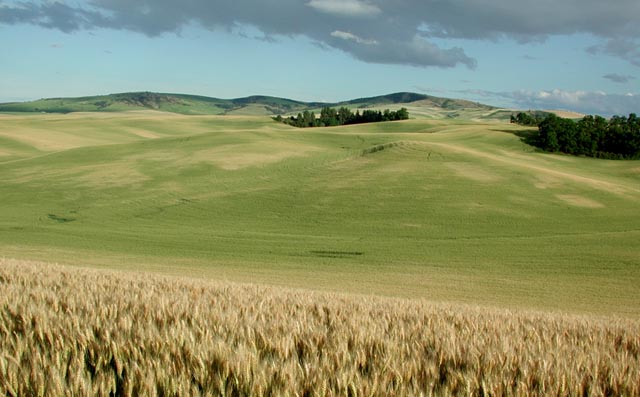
top-left (1, 110), bottom-right (639, 395)
top-left (1, 112), bottom-right (638, 314)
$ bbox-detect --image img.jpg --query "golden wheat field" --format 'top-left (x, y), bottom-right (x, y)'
top-left (1, 258), bottom-right (639, 397)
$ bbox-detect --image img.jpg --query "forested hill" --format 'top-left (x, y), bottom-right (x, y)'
top-left (0, 91), bottom-right (494, 116)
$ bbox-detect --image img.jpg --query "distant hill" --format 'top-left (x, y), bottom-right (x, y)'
top-left (0, 91), bottom-right (498, 118)
top-left (342, 92), bottom-right (490, 110)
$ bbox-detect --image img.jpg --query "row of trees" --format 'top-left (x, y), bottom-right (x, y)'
top-left (529, 113), bottom-right (640, 159)
top-left (274, 107), bottom-right (409, 128)
top-left (510, 111), bottom-right (548, 126)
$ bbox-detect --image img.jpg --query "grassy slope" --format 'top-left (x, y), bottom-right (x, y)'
top-left (0, 94), bottom-right (228, 115)
top-left (0, 93), bottom-right (287, 115)
top-left (0, 113), bottom-right (639, 316)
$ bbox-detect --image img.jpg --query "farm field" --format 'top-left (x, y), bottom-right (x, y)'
top-left (1, 259), bottom-right (639, 396)
top-left (1, 112), bottom-right (639, 316)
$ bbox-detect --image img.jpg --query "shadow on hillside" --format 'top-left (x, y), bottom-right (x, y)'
top-left (493, 128), bottom-right (542, 150)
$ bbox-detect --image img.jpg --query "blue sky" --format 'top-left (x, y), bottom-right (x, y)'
top-left (1, 0), bottom-right (639, 115)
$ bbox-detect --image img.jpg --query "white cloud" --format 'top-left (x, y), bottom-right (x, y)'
top-left (511, 89), bottom-right (639, 116)
top-left (455, 88), bottom-right (639, 116)
top-left (527, 89), bottom-right (590, 104)
top-left (330, 30), bottom-right (377, 45)
top-left (307, 0), bottom-right (381, 18)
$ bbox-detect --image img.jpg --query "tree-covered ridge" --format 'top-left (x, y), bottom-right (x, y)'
top-left (524, 113), bottom-right (640, 159)
top-left (275, 107), bottom-right (409, 128)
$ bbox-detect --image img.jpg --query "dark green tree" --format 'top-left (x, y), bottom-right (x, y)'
top-left (532, 113), bottom-right (640, 159)
top-left (320, 107), bottom-right (339, 126)
top-left (396, 108), bottom-right (409, 120)
top-left (338, 107), bottom-right (353, 124)
top-left (276, 106), bottom-right (410, 129)
top-left (537, 114), bottom-right (561, 152)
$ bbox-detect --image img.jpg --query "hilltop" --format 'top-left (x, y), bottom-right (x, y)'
top-left (0, 91), bottom-right (497, 118)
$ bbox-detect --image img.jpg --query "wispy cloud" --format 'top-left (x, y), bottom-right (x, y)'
top-left (330, 31), bottom-right (377, 45)
top-left (602, 73), bottom-right (636, 84)
top-left (587, 39), bottom-right (640, 67)
top-left (307, 0), bottom-right (380, 18)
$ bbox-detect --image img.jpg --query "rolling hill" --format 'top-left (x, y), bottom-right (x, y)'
top-left (0, 112), bottom-right (638, 316)
top-left (0, 91), bottom-right (496, 118)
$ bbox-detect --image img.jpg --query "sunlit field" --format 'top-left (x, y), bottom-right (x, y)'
top-left (2, 259), bottom-right (639, 396)
top-left (1, 112), bottom-right (639, 315)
